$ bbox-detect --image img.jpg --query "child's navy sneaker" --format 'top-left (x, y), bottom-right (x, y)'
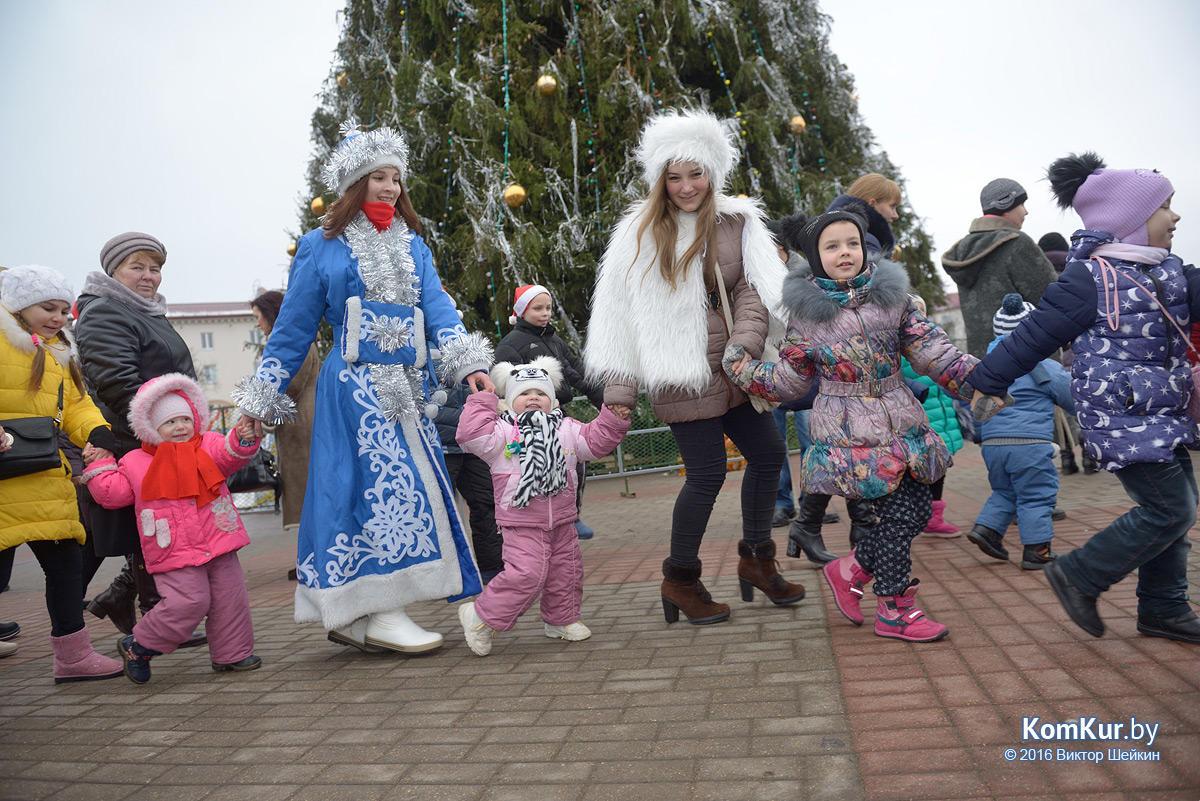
top-left (211, 655), bottom-right (262, 672)
top-left (117, 635), bottom-right (158, 684)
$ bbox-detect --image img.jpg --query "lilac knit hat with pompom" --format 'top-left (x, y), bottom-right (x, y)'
top-left (1073, 168), bottom-right (1174, 246)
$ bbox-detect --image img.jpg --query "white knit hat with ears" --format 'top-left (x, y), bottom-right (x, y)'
top-left (636, 109), bottom-right (739, 192)
top-left (489, 356), bottom-right (564, 411)
top-left (0, 265), bottom-right (75, 314)
top-left (321, 120), bottom-right (410, 197)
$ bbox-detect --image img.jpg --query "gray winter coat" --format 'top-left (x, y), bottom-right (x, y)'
top-left (941, 217), bottom-right (1059, 357)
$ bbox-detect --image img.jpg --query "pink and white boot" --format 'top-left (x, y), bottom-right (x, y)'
top-left (874, 579), bottom-right (948, 642)
top-left (822, 550), bottom-right (872, 626)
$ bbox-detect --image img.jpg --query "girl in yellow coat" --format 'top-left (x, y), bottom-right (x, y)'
top-left (0, 265), bottom-right (124, 683)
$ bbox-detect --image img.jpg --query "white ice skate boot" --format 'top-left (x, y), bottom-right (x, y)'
top-left (364, 608), bottom-right (444, 653)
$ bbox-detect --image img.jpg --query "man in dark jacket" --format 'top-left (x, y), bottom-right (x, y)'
top-left (942, 179), bottom-right (1059, 357)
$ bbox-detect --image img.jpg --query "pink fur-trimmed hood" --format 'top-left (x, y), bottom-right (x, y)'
top-left (128, 372), bottom-right (209, 445)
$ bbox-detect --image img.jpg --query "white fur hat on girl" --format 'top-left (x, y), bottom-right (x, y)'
top-left (509, 284), bottom-right (550, 325)
top-left (636, 108), bottom-right (739, 192)
top-left (321, 120), bottom-right (410, 196)
top-left (0, 265), bottom-right (75, 314)
top-left (128, 373), bottom-right (210, 444)
top-left (490, 356), bottom-right (564, 411)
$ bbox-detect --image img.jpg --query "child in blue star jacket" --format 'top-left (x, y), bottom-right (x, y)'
top-left (970, 153), bottom-right (1200, 645)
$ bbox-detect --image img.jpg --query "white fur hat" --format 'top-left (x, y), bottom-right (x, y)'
top-left (490, 356), bottom-right (564, 411)
top-left (321, 120), bottom-right (410, 197)
top-left (0, 265), bottom-right (75, 315)
top-left (128, 373), bottom-right (209, 445)
top-left (636, 109), bottom-right (739, 191)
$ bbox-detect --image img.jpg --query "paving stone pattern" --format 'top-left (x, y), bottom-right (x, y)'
top-left (0, 442), bottom-right (1197, 800)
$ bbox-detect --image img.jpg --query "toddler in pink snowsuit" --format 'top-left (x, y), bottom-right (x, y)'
top-left (455, 356), bottom-right (630, 655)
top-left (83, 373), bottom-right (262, 683)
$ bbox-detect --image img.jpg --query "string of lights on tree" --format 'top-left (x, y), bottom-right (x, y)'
top-left (287, 0), bottom-right (948, 338)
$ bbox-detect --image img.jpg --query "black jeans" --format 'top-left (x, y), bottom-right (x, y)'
top-left (667, 403), bottom-right (785, 565)
top-left (444, 452), bottom-right (504, 574)
top-left (26, 539), bottom-right (86, 637)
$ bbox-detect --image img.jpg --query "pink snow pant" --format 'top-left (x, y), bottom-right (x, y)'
top-left (475, 520), bottom-right (582, 631)
top-left (133, 551), bottom-right (254, 664)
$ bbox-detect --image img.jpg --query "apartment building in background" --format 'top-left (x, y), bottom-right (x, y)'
top-left (166, 302), bottom-right (262, 407)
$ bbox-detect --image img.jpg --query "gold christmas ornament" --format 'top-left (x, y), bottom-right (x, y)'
top-left (892, 246), bottom-right (903, 262)
top-left (736, 193), bottom-right (749, 200)
top-left (286, 241), bottom-right (298, 257)
top-left (536, 74), bottom-right (557, 97)
top-left (310, 196), bottom-right (326, 216)
top-left (503, 183), bottom-right (527, 208)
top-left (789, 115), bottom-right (807, 134)
top-left (336, 71), bottom-right (348, 88)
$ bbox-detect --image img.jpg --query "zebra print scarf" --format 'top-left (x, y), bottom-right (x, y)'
top-left (503, 408), bottom-right (569, 508)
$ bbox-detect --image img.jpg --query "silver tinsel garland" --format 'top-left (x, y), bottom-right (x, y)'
top-left (435, 331), bottom-right (494, 386)
top-left (343, 215), bottom-right (420, 305)
top-left (232, 375), bottom-right (299, 425)
top-left (322, 121), bottom-right (411, 195)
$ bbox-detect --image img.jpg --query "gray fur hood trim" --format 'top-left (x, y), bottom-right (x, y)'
top-left (781, 258), bottom-right (911, 324)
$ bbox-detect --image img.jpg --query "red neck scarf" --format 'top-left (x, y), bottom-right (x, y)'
top-left (362, 202), bottom-right (396, 232)
top-left (140, 435), bottom-right (226, 507)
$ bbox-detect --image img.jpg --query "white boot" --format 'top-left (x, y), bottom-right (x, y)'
top-left (364, 608), bottom-right (444, 653)
top-left (327, 617), bottom-right (386, 653)
top-left (544, 621), bottom-right (592, 641)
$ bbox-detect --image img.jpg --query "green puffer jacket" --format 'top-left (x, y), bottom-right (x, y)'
top-left (902, 357), bottom-right (962, 454)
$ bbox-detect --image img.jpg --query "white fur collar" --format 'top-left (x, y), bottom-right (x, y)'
top-left (0, 310), bottom-right (77, 366)
top-left (585, 192), bottom-right (786, 395)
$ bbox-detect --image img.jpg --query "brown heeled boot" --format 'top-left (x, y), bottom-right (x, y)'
top-left (660, 559), bottom-right (730, 625)
top-left (737, 540), bottom-right (806, 606)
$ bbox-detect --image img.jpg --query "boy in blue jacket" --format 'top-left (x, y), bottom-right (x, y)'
top-left (967, 295), bottom-right (1073, 570)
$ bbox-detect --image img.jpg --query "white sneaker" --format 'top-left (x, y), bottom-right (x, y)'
top-left (364, 608), bottom-right (444, 653)
top-left (0, 640), bottom-right (17, 658)
top-left (458, 602), bottom-right (494, 656)
top-left (544, 621), bottom-right (592, 641)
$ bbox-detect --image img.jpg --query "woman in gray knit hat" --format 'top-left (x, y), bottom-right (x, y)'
top-left (73, 232), bottom-right (203, 646)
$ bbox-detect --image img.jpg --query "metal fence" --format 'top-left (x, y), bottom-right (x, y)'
top-left (210, 396), bottom-right (806, 510)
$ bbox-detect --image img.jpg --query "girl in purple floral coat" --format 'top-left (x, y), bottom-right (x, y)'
top-left (725, 210), bottom-right (978, 642)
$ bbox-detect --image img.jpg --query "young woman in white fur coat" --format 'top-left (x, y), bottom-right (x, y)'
top-left (584, 109), bottom-right (804, 625)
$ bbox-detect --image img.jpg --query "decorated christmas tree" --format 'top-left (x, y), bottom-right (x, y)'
top-left (295, 0), bottom-right (943, 344)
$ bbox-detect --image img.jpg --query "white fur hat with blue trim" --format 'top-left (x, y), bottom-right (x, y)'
top-left (636, 109), bottom-right (739, 192)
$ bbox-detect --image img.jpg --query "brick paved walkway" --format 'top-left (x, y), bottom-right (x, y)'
top-left (0, 443), bottom-right (1197, 800)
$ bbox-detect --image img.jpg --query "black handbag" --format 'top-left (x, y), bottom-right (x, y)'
top-left (226, 448), bottom-right (281, 494)
top-left (0, 383), bottom-right (64, 480)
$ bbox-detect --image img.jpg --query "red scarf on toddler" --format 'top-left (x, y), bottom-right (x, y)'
top-left (362, 202), bottom-right (396, 232)
top-left (140, 435), bottom-right (225, 507)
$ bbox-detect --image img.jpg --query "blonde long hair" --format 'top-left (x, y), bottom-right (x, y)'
top-left (631, 169), bottom-right (719, 290)
top-left (11, 314), bottom-right (86, 399)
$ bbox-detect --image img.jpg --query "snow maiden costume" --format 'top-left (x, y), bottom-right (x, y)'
top-left (585, 108), bottom-right (804, 625)
top-left (234, 123), bottom-right (491, 653)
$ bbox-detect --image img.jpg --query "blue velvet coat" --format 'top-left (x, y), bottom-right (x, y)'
top-left (239, 221), bottom-right (487, 630)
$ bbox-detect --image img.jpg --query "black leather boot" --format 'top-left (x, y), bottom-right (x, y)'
top-left (787, 493), bottom-right (836, 561)
top-left (847, 498), bottom-right (876, 547)
top-left (86, 556), bottom-right (137, 635)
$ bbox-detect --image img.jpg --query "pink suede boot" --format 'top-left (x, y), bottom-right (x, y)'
top-left (51, 626), bottom-right (124, 684)
top-left (922, 499), bottom-right (961, 537)
top-left (874, 579), bottom-right (948, 642)
top-left (822, 550), bottom-right (872, 625)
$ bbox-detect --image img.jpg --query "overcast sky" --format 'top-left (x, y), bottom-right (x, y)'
top-left (2, 1), bottom-right (1197, 304)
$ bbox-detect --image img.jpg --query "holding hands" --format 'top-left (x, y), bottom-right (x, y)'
top-left (80, 443), bottom-right (114, 466)
top-left (607, 404), bottom-right (632, 420)
top-left (0, 425), bottom-right (10, 453)
top-left (466, 371), bottom-right (496, 394)
top-left (971, 390), bottom-right (1014, 422)
top-left (233, 415), bottom-right (259, 443)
